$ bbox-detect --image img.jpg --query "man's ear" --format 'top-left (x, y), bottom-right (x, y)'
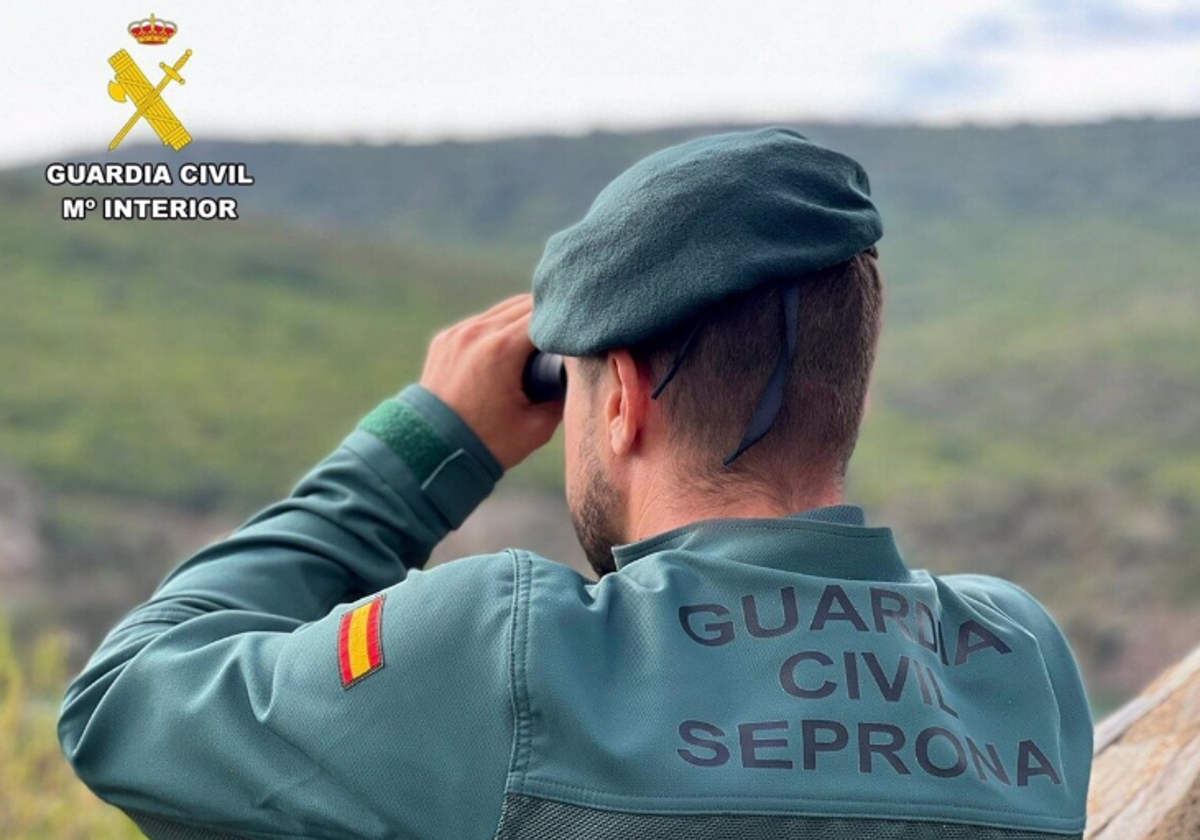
top-left (605, 349), bottom-right (648, 457)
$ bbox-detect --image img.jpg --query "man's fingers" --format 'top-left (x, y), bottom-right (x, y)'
top-left (445, 295), bottom-right (530, 338)
top-left (482, 310), bottom-right (534, 364)
top-left (479, 293), bottom-right (531, 324)
top-left (497, 309), bottom-right (535, 345)
top-left (500, 308), bottom-right (532, 331)
top-left (439, 295), bottom-right (529, 344)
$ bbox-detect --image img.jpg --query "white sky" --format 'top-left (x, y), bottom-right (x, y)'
top-left (2, 0), bottom-right (1199, 166)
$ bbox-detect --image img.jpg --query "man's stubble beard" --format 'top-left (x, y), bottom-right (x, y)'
top-left (569, 412), bottom-right (626, 579)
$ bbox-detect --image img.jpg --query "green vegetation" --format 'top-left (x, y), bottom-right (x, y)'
top-left (0, 175), bottom-right (556, 512)
top-left (0, 611), bottom-right (142, 838)
top-left (858, 211), bottom-right (1200, 506)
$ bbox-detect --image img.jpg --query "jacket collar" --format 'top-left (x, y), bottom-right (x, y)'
top-left (611, 504), bottom-right (912, 582)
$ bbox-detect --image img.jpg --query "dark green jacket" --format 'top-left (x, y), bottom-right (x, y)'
top-left (58, 384), bottom-right (1093, 840)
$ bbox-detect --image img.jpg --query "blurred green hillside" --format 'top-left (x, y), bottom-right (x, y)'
top-left (0, 175), bottom-right (548, 510)
top-left (2, 118), bottom-right (1200, 717)
top-left (95, 118), bottom-right (1200, 246)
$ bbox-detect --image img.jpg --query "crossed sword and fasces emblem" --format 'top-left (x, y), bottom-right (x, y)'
top-left (107, 48), bottom-right (193, 151)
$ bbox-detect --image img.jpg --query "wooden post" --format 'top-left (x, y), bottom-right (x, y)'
top-left (1087, 644), bottom-right (1200, 838)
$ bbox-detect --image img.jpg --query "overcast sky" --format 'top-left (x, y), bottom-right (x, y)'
top-left (3, 0), bottom-right (1199, 166)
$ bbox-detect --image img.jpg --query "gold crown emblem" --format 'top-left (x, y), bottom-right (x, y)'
top-left (128, 13), bottom-right (177, 45)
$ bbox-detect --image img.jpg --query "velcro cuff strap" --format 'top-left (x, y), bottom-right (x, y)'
top-left (360, 399), bottom-right (447, 481)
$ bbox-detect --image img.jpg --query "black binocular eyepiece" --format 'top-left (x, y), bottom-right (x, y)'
top-left (522, 351), bottom-right (567, 403)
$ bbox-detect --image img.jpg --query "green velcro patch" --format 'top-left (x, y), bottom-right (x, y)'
top-left (358, 399), bottom-right (448, 483)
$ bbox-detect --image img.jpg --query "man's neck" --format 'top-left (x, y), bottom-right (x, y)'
top-left (625, 476), bottom-right (844, 544)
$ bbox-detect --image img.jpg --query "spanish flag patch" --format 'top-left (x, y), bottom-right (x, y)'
top-left (337, 593), bottom-right (386, 689)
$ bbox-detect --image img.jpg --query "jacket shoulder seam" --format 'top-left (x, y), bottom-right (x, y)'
top-left (505, 549), bottom-right (534, 789)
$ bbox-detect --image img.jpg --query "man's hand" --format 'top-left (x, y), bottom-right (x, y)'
top-left (419, 294), bottom-right (563, 470)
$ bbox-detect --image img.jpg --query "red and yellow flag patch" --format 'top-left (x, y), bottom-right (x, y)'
top-left (337, 593), bottom-right (385, 688)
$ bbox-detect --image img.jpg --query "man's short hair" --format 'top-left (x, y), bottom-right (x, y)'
top-left (577, 247), bottom-right (882, 494)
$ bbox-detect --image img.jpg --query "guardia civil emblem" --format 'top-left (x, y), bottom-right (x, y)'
top-left (107, 14), bottom-right (193, 151)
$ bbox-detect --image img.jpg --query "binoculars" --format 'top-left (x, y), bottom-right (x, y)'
top-left (522, 350), bottom-right (567, 403)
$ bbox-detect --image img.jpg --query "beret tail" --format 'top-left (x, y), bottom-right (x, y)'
top-left (723, 279), bottom-right (800, 466)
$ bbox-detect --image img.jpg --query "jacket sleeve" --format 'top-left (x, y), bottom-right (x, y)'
top-left (57, 384), bottom-right (519, 840)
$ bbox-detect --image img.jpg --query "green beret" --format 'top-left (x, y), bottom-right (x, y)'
top-left (529, 126), bottom-right (883, 356)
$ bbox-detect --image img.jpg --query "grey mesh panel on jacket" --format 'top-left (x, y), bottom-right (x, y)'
top-left (493, 794), bottom-right (1083, 840)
